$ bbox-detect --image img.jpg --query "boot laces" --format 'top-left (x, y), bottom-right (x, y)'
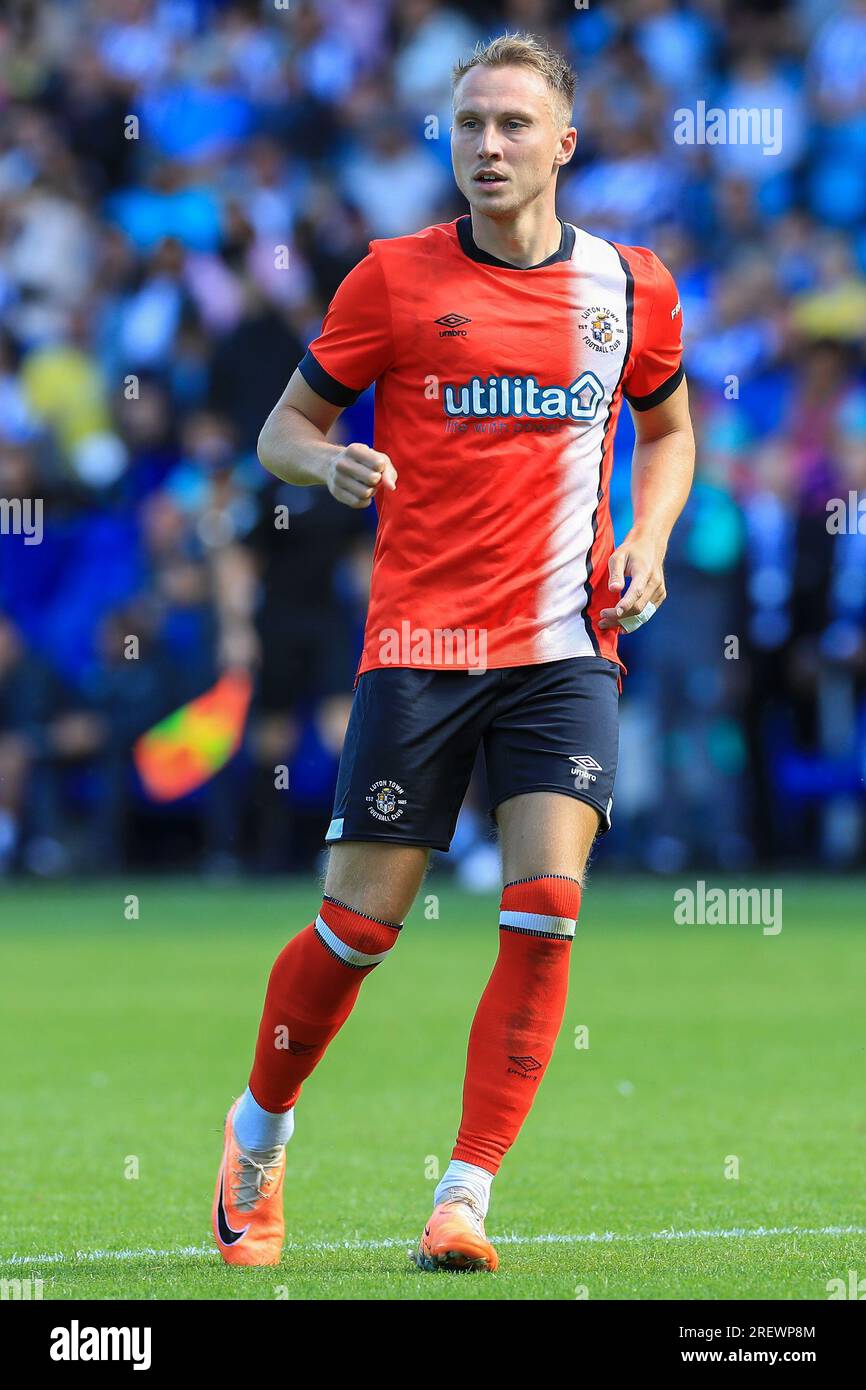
top-left (231, 1147), bottom-right (283, 1213)
top-left (439, 1187), bottom-right (487, 1235)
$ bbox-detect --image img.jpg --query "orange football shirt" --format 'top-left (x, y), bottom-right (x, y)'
top-left (298, 215), bottom-right (683, 683)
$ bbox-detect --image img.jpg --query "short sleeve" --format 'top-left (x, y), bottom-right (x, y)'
top-left (297, 249), bottom-right (393, 407)
top-left (623, 252), bottom-right (684, 411)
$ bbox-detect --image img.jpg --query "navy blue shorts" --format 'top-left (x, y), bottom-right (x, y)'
top-left (325, 656), bottom-right (621, 852)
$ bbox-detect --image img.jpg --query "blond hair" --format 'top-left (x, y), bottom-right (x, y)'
top-left (452, 31), bottom-right (576, 129)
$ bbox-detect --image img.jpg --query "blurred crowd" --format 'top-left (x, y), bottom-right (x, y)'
top-left (1, 0), bottom-right (865, 880)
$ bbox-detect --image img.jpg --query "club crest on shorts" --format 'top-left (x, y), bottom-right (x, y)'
top-left (366, 779), bottom-right (407, 822)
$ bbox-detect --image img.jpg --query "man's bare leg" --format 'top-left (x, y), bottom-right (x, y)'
top-left (498, 791), bottom-right (600, 884)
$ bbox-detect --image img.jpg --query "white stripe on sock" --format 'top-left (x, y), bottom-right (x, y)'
top-left (315, 915), bottom-right (392, 968)
top-left (499, 909), bottom-right (576, 938)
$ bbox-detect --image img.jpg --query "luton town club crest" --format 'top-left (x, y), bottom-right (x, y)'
top-left (366, 779), bottom-right (407, 823)
top-left (581, 305), bottom-right (623, 354)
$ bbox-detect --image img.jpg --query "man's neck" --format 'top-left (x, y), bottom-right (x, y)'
top-left (469, 205), bottom-right (563, 269)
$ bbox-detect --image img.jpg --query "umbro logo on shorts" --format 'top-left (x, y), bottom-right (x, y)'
top-left (569, 754), bottom-right (602, 784)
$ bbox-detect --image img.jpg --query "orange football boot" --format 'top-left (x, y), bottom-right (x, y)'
top-left (212, 1098), bottom-right (286, 1266)
top-left (412, 1189), bottom-right (499, 1272)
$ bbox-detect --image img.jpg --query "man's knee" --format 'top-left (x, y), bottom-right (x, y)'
top-left (322, 841), bottom-right (431, 924)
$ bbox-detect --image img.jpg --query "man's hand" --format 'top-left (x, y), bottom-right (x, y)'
top-left (600, 377), bottom-right (694, 633)
top-left (326, 443), bottom-right (398, 509)
top-left (599, 528), bottom-right (667, 631)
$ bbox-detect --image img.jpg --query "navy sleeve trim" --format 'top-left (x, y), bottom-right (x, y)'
top-left (624, 362), bottom-right (684, 412)
top-left (297, 350), bottom-right (363, 407)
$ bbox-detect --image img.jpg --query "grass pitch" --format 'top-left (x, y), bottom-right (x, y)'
top-left (1, 876), bottom-right (864, 1300)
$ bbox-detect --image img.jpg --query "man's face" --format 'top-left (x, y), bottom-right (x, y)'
top-left (451, 65), bottom-right (575, 217)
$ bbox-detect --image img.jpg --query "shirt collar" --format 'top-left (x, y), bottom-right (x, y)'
top-left (456, 214), bottom-right (574, 269)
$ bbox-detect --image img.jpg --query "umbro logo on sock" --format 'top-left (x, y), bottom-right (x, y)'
top-left (508, 1055), bottom-right (542, 1077)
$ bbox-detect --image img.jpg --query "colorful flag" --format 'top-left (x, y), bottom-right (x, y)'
top-left (133, 670), bottom-right (252, 801)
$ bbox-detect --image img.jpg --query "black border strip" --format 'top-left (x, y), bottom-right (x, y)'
top-left (500, 924), bottom-right (576, 940)
top-left (298, 349), bottom-right (363, 407)
top-left (504, 874), bottom-right (581, 888)
top-left (625, 361), bottom-right (685, 412)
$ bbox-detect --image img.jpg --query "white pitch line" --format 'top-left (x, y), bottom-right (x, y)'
top-left (3, 1225), bottom-right (865, 1268)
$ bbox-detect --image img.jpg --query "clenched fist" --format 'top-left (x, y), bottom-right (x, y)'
top-left (326, 443), bottom-right (398, 509)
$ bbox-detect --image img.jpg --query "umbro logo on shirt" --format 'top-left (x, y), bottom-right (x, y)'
top-left (435, 312), bottom-right (471, 337)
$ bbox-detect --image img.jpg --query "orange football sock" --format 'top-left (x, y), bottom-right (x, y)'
top-left (452, 874), bottom-right (581, 1175)
top-left (248, 896), bottom-right (401, 1113)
